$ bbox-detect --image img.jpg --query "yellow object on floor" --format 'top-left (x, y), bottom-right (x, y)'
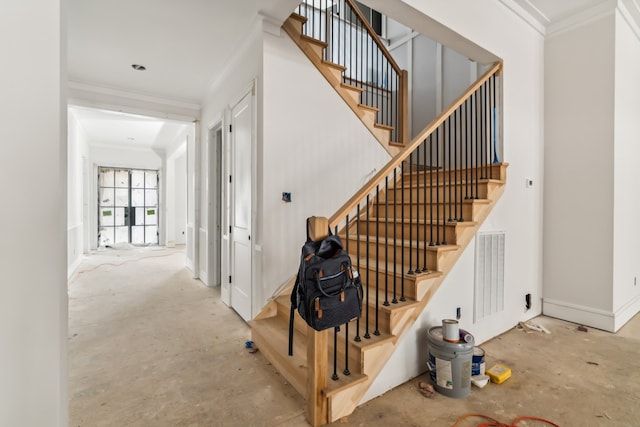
top-left (486, 364), bottom-right (512, 384)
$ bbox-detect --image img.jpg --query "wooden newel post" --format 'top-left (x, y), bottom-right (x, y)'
top-left (306, 326), bottom-right (329, 426)
top-left (399, 69), bottom-right (409, 146)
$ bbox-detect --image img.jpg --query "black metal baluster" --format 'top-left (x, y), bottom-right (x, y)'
top-left (355, 203), bottom-right (361, 342)
top-left (384, 175), bottom-right (390, 306)
top-left (392, 168), bottom-right (398, 304)
top-left (408, 151), bottom-right (414, 275)
top-left (457, 107), bottom-right (463, 221)
top-left (435, 126), bottom-right (440, 245)
top-left (465, 99), bottom-right (470, 200)
top-left (429, 133), bottom-right (435, 247)
top-left (343, 322), bottom-right (350, 375)
top-left (474, 90), bottom-right (479, 199)
top-left (422, 138), bottom-right (428, 271)
top-left (400, 161), bottom-right (406, 302)
top-left (332, 326), bottom-right (339, 380)
top-left (374, 186), bottom-right (380, 336)
top-left (480, 83), bottom-right (486, 180)
top-left (447, 117), bottom-right (452, 223)
top-left (364, 195), bottom-right (371, 339)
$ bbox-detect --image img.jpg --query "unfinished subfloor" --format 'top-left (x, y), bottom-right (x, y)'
top-left (69, 246), bottom-right (640, 427)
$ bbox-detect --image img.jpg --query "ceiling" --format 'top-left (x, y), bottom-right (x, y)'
top-left (69, 106), bottom-right (190, 151)
top-left (66, 0), bottom-right (608, 149)
top-left (511, 0), bottom-right (609, 26)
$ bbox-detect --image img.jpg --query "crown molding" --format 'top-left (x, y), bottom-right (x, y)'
top-left (546, 0), bottom-right (617, 38)
top-left (497, 0), bottom-right (547, 36)
top-left (619, 0), bottom-right (640, 40)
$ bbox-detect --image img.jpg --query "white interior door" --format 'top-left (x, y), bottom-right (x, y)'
top-left (230, 91), bottom-right (253, 320)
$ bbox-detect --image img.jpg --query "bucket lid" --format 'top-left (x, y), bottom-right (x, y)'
top-left (428, 326), bottom-right (475, 348)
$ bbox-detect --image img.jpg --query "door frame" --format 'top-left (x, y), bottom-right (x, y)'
top-left (207, 122), bottom-right (223, 287)
top-left (221, 80), bottom-right (258, 318)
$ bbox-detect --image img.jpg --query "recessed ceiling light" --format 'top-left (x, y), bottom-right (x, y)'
top-left (127, 137), bottom-right (136, 142)
top-left (131, 64), bottom-right (146, 71)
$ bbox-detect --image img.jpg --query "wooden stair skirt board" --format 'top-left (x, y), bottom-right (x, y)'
top-left (251, 163), bottom-right (508, 424)
top-left (282, 14), bottom-right (401, 157)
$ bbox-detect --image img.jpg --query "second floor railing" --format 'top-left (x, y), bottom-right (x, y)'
top-left (295, 0), bottom-right (408, 145)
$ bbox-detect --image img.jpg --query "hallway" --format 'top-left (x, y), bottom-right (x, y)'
top-left (69, 246), bottom-right (640, 426)
top-left (68, 246), bottom-right (306, 426)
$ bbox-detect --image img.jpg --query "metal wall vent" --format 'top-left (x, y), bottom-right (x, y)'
top-left (474, 231), bottom-right (506, 322)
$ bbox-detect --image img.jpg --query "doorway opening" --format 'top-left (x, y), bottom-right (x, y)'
top-left (98, 167), bottom-right (159, 247)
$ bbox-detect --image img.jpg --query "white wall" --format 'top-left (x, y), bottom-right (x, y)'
top-left (361, 0), bottom-right (545, 402)
top-left (200, 17), bottom-right (264, 303)
top-left (612, 9), bottom-right (640, 329)
top-left (0, 1), bottom-right (67, 426)
top-left (260, 27), bottom-right (392, 309)
top-left (67, 111), bottom-right (90, 276)
top-left (543, 15), bottom-right (617, 329)
top-left (165, 138), bottom-right (188, 247)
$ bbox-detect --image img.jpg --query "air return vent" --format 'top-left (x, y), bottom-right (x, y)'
top-left (474, 231), bottom-right (505, 322)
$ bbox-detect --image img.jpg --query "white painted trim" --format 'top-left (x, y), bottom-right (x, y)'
top-left (613, 292), bottom-right (640, 331)
top-left (542, 298), bottom-right (615, 331)
top-left (618, 0), bottom-right (640, 41)
top-left (546, 0), bottom-right (616, 39)
top-left (68, 81), bottom-right (200, 111)
top-left (260, 12), bottom-right (283, 36)
top-left (388, 30), bottom-right (420, 50)
top-left (497, 0), bottom-right (547, 36)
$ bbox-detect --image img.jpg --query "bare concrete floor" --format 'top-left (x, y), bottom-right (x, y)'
top-left (69, 247), bottom-right (640, 427)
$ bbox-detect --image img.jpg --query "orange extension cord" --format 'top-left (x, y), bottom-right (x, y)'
top-left (452, 413), bottom-right (560, 427)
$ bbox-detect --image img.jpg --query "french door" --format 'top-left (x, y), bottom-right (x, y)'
top-left (98, 167), bottom-right (159, 247)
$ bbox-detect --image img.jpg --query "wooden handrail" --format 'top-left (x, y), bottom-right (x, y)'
top-left (329, 61), bottom-right (503, 228)
top-left (344, 0), bottom-right (403, 75)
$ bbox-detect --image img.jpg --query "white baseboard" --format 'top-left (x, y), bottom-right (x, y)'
top-left (543, 295), bottom-right (640, 332)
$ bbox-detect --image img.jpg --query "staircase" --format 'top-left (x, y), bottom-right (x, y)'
top-left (251, 1), bottom-right (506, 425)
top-left (282, 8), bottom-right (408, 156)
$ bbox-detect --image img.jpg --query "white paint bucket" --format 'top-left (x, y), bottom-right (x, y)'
top-left (442, 319), bottom-right (460, 342)
top-left (427, 326), bottom-right (475, 398)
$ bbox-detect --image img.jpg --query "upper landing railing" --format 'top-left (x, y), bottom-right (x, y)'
top-left (295, 0), bottom-right (408, 145)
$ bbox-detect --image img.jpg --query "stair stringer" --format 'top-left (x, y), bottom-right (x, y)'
top-left (282, 14), bottom-right (402, 158)
top-left (326, 178), bottom-right (507, 422)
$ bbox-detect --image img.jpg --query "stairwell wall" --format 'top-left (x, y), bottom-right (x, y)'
top-left (612, 8), bottom-right (640, 330)
top-left (361, 0), bottom-right (545, 402)
top-left (260, 26), bottom-right (392, 304)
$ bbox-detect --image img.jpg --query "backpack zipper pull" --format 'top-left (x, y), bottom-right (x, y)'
top-left (315, 298), bottom-right (323, 319)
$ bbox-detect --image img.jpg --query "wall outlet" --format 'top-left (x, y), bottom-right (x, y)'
top-left (525, 293), bottom-right (532, 310)
top-left (282, 192), bottom-right (291, 203)
top-left (456, 307), bottom-right (461, 320)
top-left (525, 178), bottom-right (534, 188)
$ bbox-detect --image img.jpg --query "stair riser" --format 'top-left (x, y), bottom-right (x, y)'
top-left (384, 182), bottom-right (492, 202)
top-left (352, 221), bottom-right (460, 246)
top-left (347, 240), bottom-right (442, 272)
top-left (372, 202), bottom-right (476, 222)
top-left (402, 163), bottom-right (506, 185)
top-left (355, 267), bottom-right (419, 300)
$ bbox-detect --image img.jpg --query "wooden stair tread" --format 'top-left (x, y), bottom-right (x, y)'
top-left (250, 316), bottom-right (307, 397)
top-left (289, 13), bottom-right (307, 24)
top-left (342, 234), bottom-right (460, 251)
top-left (357, 103), bottom-right (379, 113)
top-left (374, 123), bottom-right (394, 131)
top-left (396, 178), bottom-right (505, 188)
top-left (340, 82), bottom-right (364, 93)
top-left (373, 198), bottom-right (491, 205)
top-left (360, 217), bottom-right (476, 226)
top-left (300, 34), bottom-right (328, 49)
top-left (351, 256), bottom-right (442, 279)
top-left (321, 59), bottom-right (346, 72)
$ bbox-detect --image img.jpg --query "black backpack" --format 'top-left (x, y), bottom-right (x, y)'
top-left (288, 218), bottom-right (363, 356)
